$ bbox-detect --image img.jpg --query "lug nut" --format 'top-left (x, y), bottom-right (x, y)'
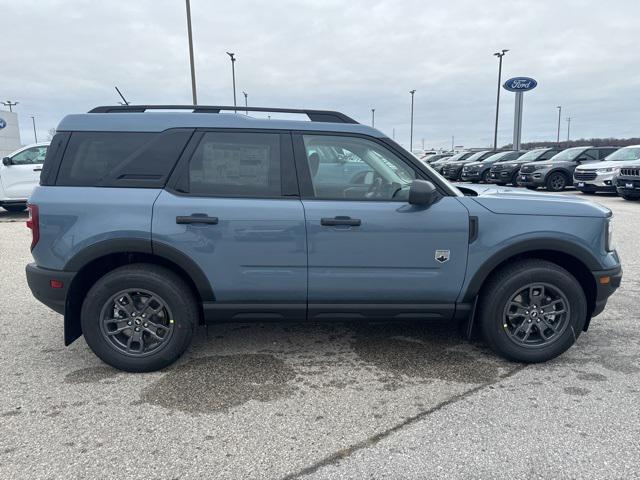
top-left (143, 323), bottom-right (148, 327)
top-left (142, 314), bottom-right (146, 318)
top-left (127, 321), bottom-right (132, 326)
top-left (135, 327), bottom-right (140, 332)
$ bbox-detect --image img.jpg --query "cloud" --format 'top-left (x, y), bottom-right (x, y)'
top-left (3, 0), bottom-right (639, 149)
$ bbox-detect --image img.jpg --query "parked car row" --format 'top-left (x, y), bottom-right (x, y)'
top-left (424, 144), bottom-right (640, 201)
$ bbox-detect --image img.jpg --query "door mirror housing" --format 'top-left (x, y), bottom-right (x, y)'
top-left (408, 179), bottom-right (438, 206)
top-left (2, 157), bottom-right (11, 166)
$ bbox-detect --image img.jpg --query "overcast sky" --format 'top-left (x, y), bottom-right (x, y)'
top-left (2, 0), bottom-right (639, 150)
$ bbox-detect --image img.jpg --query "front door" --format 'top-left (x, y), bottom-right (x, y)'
top-left (153, 130), bottom-right (307, 321)
top-left (294, 133), bottom-right (470, 320)
top-left (1, 145), bottom-right (47, 199)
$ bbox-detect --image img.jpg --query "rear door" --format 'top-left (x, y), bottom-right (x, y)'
top-left (293, 132), bottom-right (469, 320)
top-left (153, 130), bottom-right (307, 321)
top-left (1, 145), bottom-right (47, 198)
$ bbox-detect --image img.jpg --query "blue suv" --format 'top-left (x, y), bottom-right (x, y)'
top-left (26, 106), bottom-right (622, 372)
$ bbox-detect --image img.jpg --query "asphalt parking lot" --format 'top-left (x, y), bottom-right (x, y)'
top-left (1, 192), bottom-right (638, 480)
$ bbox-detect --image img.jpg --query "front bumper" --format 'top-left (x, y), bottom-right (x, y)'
top-left (616, 177), bottom-right (640, 197)
top-left (488, 168), bottom-right (518, 184)
top-left (574, 172), bottom-right (617, 192)
top-left (517, 171), bottom-right (547, 186)
top-left (591, 265), bottom-right (622, 318)
top-left (460, 171), bottom-right (481, 181)
top-left (444, 168), bottom-right (462, 180)
top-left (26, 263), bottom-right (75, 314)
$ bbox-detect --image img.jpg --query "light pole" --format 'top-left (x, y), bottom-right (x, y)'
top-left (1, 101), bottom-right (18, 112)
top-left (243, 91), bottom-right (248, 115)
top-left (185, 0), bottom-right (198, 105)
top-left (451, 135), bottom-right (454, 152)
top-left (371, 108), bottom-right (375, 127)
top-left (30, 116), bottom-right (37, 142)
top-left (556, 106), bottom-right (562, 144)
top-left (226, 52), bottom-right (237, 111)
top-left (566, 117), bottom-right (571, 142)
top-left (492, 49), bottom-right (508, 151)
top-left (409, 89), bottom-right (416, 152)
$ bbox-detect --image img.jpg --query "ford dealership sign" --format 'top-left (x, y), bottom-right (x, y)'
top-left (503, 77), bottom-right (537, 92)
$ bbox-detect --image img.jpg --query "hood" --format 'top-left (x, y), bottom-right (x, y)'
top-left (457, 184), bottom-right (611, 218)
top-left (464, 162), bottom-right (482, 168)
top-left (575, 160), bottom-right (631, 171)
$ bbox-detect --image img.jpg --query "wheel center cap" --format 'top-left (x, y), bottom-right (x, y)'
top-left (530, 311), bottom-right (538, 318)
top-left (134, 319), bottom-right (142, 325)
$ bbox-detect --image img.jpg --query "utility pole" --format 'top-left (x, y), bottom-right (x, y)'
top-left (1, 101), bottom-right (18, 112)
top-left (493, 49), bottom-right (509, 151)
top-left (556, 106), bottom-right (562, 145)
top-left (371, 108), bottom-right (375, 127)
top-left (392, 128), bottom-right (395, 140)
top-left (566, 117), bottom-right (571, 142)
top-left (226, 52), bottom-right (237, 111)
top-left (451, 135), bottom-right (454, 152)
top-left (115, 86), bottom-right (130, 105)
top-left (31, 116), bottom-right (37, 142)
top-left (409, 89), bottom-right (416, 152)
top-left (243, 91), bottom-right (248, 115)
top-left (185, 0), bottom-right (198, 104)
top-left (422, 138), bottom-right (425, 150)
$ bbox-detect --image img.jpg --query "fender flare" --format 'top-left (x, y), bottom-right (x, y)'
top-left (64, 238), bottom-right (214, 301)
top-left (460, 237), bottom-right (601, 303)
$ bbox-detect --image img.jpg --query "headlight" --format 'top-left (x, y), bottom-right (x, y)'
top-left (606, 217), bottom-right (615, 252)
top-left (596, 167), bottom-right (620, 174)
top-left (502, 163), bottom-right (515, 168)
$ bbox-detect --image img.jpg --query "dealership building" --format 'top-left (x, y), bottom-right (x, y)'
top-left (0, 110), bottom-right (22, 158)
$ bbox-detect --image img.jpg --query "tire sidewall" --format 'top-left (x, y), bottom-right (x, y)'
top-left (81, 267), bottom-right (195, 372)
top-left (481, 265), bottom-right (587, 363)
top-left (546, 171), bottom-right (567, 191)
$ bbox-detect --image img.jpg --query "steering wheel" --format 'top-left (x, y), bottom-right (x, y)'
top-left (366, 172), bottom-right (387, 199)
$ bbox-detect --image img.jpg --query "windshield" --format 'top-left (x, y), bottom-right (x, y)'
top-left (445, 152), bottom-right (469, 162)
top-left (515, 149), bottom-right (547, 162)
top-left (550, 147), bottom-right (586, 162)
top-left (464, 151), bottom-right (490, 162)
top-left (604, 147), bottom-right (640, 162)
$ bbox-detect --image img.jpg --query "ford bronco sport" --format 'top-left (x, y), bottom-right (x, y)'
top-left (26, 105), bottom-right (622, 372)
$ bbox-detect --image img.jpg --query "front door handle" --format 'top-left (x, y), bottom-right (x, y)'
top-left (33, 168), bottom-right (42, 172)
top-left (176, 214), bottom-right (218, 225)
top-left (320, 216), bottom-right (361, 227)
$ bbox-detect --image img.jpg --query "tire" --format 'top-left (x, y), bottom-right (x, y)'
top-left (478, 259), bottom-right (587, 363)
top-left (2, 204), bottom-right (26, 212)
top-left (622, 195), bottom-right (640, 201)
top-left (545, 171), bottom-right (568, 192)
top-left (525, 186), bottom-right (538, 190)
top-left (81, 264), bottom-right (197, 372)
top-left (581, 191), bottom-right (595, 195)
top-left (510, 173), bottom-right (520, 186)
top-left (497, 182), bottom-right (507, 187)
top-left (481, 170), bottom-right (490, 183)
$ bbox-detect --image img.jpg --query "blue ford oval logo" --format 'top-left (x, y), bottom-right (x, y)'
top-left (0, 118), bottom-right (6, 129)
top-left (503, 77), bottom-right (537, 92)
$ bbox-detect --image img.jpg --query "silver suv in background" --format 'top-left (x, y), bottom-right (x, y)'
top-left (574, 145), bottom-right (640, 194)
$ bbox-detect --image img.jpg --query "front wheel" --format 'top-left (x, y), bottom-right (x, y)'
top-left (479, 259), bottom-right (587, 363)
top-left (546, 172), bottom-right (568, 192)
top-left (81, 264), bottom-right (197, 372)
top-left (622, 194), bottom-right (640, 201)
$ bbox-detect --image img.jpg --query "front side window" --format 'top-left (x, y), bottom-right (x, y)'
top-left (303, 135), bottom-right (416, 201)
top-left (188, 132), bottom-right (281, 197)
top-left (11, 146), bottom-right (48, 165)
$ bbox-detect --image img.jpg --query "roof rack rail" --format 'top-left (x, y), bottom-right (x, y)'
top-left (88, 105), bottom-right (359, 124)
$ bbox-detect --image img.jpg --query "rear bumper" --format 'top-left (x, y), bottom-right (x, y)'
top-left (591, 265), bottom-right (622, 318)
top-left (26, 263), bottom-right (75, 314)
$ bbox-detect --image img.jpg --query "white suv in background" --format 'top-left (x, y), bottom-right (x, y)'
top-left (1, 142), bottom-right (49, 212)
top-left (574, 145), bottom-right (640, 194)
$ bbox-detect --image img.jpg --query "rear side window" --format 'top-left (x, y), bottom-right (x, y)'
top-left (187, 132), bottom-right (281, 197)
top-left (55, 129), bottom-right (192, 188)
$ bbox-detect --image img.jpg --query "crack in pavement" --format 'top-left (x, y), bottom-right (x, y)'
top-left (280, 364), bottom-right (527, 480)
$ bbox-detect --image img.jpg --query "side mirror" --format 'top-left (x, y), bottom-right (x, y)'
top-left (409, 179), bottom-right (438, 206)
top-left (2, 157), bottom-right (11, 166)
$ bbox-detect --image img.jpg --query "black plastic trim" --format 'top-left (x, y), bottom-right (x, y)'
top-left (203, 302), bottom-right (306, 322)
top-left (26, 263), bottom-right (74, 315)
top-left (469, 216), bottom-right (479, 243)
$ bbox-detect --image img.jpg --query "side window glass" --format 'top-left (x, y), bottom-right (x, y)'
top-left (11, 146), bottom-right (48, 165)
top-left (540, 150), bottom-right (557, 160)
top-left (582, 149), bottom-right (598, 160)
top-left (188, 132), bottom-right (281, 197)
top-left (302, 135), bottom-right (416, 201)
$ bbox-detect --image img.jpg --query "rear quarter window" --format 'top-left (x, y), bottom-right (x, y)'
top-left (55, 129), bottom-right (192, 188)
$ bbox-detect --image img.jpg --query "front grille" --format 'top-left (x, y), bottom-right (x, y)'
top-left (574, 171), bottom-right (597, 181)
top-left (620, 167), bottom-right (640, 177)
top-left (520, 165), bottom-right (536, 173)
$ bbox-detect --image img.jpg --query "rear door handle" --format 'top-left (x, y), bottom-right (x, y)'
top-left (176, 214), bottom-right (218, 225)
top-left (321, 216), bottom-right (361, 227)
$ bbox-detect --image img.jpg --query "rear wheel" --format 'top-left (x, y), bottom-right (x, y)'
top-left (81, 264), bottom-right (197, 372)
top-left (479, 259), bottom-right (587, 363)
top-left (2, 204), bottom-right (26, 212)
top-left (546, 172), bottom-right (568, 192)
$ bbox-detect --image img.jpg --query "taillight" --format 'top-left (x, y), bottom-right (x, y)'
top-left (26, 204), bottom-right (39, 251)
